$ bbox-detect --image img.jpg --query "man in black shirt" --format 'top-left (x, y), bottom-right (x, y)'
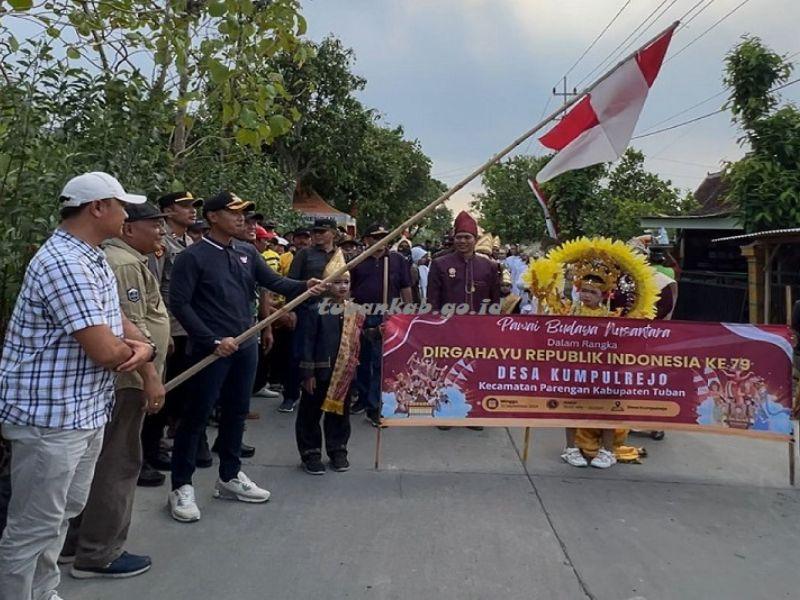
top-left (278, 218), bottom-right (338, 413)
top-left (349, 224), bottom-right (412, 425)
top-left (168, 191), bottom-right (323, 523)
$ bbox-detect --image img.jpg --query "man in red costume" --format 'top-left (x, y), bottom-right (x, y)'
top-left (427, 211), bottom-right (500, 314)
top-left (427, 211), bottom-right (499, 432)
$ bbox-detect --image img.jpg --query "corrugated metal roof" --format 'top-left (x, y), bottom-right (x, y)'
top-left (711, 228), bottom-right (800, 243)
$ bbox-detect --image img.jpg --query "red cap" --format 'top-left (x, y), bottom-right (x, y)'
top-left (453, 211), bottom-right (478, 237)
top-left (255, 225), bottom-right (269, 240)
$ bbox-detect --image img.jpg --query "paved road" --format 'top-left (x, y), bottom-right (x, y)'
top-left (61, 395), bottom-right (799, 600)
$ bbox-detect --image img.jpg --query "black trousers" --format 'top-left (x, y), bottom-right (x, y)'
top-left (295, 378), bottom-right (351, 461)
top-left (141, 335), bottom-right (191, 461)
top-left (171, 344), bottom-right (258, 488)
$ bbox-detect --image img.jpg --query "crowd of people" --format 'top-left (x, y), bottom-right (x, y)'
top-left (0, 171), bottom-right (680, 600)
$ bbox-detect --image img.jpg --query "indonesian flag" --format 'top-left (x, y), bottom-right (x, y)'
top-left (536, 23), bottom-right (677, 184)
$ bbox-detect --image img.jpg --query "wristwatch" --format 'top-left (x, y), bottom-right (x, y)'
top-left (147, 342), bottom-right (158, 362)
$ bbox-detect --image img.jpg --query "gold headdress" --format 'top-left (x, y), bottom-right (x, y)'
top-left (501, 268), bottom-right (512, 286)
top-left (323, 248), bottom-right (349, 280)
top-left (572, 256), bottom-right (621, 293)
top-left (524, 237), bottom-right (660, 318)
top-left (475, 233), bottom-right (494, 256)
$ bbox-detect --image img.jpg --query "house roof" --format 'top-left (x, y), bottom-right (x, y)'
top-left (292, 185), bottom-right (356, 226)
top-left (640, 171), bottom-right (741, 230)
top-left (690, 171), bottom-right (732, 216)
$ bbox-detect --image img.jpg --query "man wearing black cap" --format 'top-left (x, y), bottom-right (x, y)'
top-left (279, 218), bottom-right (338, 413)
top-left (167, 191), bottom-right (324, 523)
top-left (61, 202), bottom-right (171, 579)
top-left (140, 191), bottom-right (205, 483)
top-left (291, 227), bottom-right (311, 251)
top-left (350, 224), bottom-right (412, 425)
top-left (186, 219), bottom-right (209, 244)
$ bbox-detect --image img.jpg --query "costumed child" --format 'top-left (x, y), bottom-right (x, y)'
top-left (297, 250), bottom-right (365, 475)
top-left (523, 237), bottom-right (660, 470)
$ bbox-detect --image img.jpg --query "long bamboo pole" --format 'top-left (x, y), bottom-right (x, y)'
top-left (164, 22), bottom-right (679, 392)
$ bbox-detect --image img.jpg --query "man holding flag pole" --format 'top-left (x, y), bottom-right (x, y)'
top-left (162, 23), bottom-right (681, 443)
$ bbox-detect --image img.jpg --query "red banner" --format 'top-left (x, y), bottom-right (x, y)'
top-left (380, 314), bottom-right (795, 439)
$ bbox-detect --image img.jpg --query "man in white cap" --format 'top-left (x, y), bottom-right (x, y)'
top-left (0, 172), bottom-right (162, 600)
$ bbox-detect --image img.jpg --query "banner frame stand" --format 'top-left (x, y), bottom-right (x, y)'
top-left (522, 427), bottom-right (532, 464)
top-left (374, 426), bottom-right (382, 471)
top-left (373, 420), bottom-right (798, 486)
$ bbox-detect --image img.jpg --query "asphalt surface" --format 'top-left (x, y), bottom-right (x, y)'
top-left (60, 394), bottom-right (799, 600)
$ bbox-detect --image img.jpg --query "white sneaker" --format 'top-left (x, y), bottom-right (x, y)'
top-left (590, 448), bottom-right (617, 469)
top-left (254, 387), bottom-right (280, 399)
top-left (214, 471), bottom-right (271, 503)
top-left (168, 484), bottom-right (201, 522)
top-left (561, 447), bottom-right (588, 467)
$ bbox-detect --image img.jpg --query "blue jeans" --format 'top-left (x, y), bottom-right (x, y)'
top-left (356, 315), bottom-right (383, 418)
top-left (171, 343), bottom-right (258, 489)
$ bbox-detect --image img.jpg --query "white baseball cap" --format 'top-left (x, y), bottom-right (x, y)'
top-left (59, 172), bottom-right (147, 208)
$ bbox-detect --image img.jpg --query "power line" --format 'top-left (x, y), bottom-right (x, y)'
top-left (562, 0), bottom-right (633, 79)
top-left (668, 0), bottom-right (754, 62)
top-left (640, 88), bottom-right (728, 132)
top-left (575, 0), bottom-right (672, 88)
top-left (677, 0), bottom-right (718, 31)
top-left (677, 0), bottom-right (713, 24)
top-left (632, 76), bottom-right (800, 139)
top-left (632, 108), bottom-right (725, 139)
top-left (649, 156), bottom-right (719, 168)
top-left (638, 47), bottom-right (800, 134)
top-left (611, 0), bottom-right (682, 68)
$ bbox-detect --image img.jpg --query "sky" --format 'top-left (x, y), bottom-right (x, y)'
top-left (300, 0), bottom-right (800, 215)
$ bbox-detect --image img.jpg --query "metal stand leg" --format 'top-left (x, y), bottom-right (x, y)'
top-left (374, 425), bottom-right (382, 471)
top-left (522, 427), bottom-right (531, 464)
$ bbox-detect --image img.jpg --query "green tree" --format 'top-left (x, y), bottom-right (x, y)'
top-left (472, 156), bottom-right (548, 243)
top-left (582, 149), bottom-right (692, 240)
top-left (723, 36), bottom-right (800, 231)
top-left (473, 149), bottom-right (687, 243)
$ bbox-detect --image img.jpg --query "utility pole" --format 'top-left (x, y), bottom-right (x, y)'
top-left (552, 76), bottom-right (578, 120)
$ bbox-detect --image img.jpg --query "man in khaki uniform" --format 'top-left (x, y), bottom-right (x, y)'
top-left (61, 202), bottom-right (170, 579)
top-left (141, 191), bottom-right (205, 477)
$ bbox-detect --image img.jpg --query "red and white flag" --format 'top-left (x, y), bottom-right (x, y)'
top-left (536, 23), bottom-right (677, 184)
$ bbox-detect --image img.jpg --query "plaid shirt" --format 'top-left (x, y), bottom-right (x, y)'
top-left (0, 229), bottom-right (123, 429)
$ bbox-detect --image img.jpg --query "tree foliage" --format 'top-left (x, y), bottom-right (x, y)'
top-left (267, 36), bottom-right (450, 235)
top-left (0, 11), bottom-right (449, 328)
top-left (723, 36), bottom-right (800, 231)
top-left (473, 149), bottom-right (688, 243)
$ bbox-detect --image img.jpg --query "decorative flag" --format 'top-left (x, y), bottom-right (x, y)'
top-left (527, 178), bottom-right (558, 239)
top-left (536, 23), bottom-right (677, 184)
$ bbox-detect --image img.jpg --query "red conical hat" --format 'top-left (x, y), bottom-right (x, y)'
top-left (453, 211), bottom-right (478, 237)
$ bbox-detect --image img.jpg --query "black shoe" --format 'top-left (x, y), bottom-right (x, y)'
top-left (144, 450), bottom-right (172, 472)
top-left (71, 551), bottom-right (151, 579)
top-left (330, 453), bottom-right (350, 472)
top-left (277, 398), bottom-right (296, 413)
top-left (137, 463), bottom-right (165, 487)
top-left (437, 426), bottom-right (452, 431)
top-left (350, 402), bottom-right (366, 415)
top-left (210, 439), bottom-right (256, 458)
top-left (241, 442), bottom-right (255, 458)
top-left (467, 426), bottom-right (484, 431)
top-left (196, 438), bottom-right (213, 468)
top-left (303, 456), bottom-right (326, 475)
top-left (365, 413), bottom-right (382, 428)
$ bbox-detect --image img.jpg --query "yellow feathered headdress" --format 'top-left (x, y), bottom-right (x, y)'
top-left (525, 237), bottom-right (660, 318)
